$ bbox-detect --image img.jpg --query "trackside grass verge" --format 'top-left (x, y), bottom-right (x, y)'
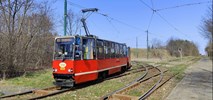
top-left (168, 57), bottom-right (200, 81)
top-left (2, 69), bottom-right (54, 89)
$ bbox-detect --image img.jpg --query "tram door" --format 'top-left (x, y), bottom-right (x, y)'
top-left (82, 38), bottom-right (95, 60)
top-left (128, 47), bottom-right (131, 66)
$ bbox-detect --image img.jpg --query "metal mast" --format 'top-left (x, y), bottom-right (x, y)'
top-left (146, 30), bottom-right (149, 59)
top-left (64, 0), bottom-right (67, 36)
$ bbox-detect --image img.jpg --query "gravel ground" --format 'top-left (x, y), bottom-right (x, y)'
top-left (166, 58), bottom-right (212, 100)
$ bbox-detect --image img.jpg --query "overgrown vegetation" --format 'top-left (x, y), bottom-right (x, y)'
top-left (166, 39), bottom-right (199, 57)
top-left (0, 1), bottom-right (55, 79)
top-left (200, 7), bottom-right (212, 60)
top-left (4, 69), bottom-right (54, 88)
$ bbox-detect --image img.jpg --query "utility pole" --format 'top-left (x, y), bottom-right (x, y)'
top-left (146, 30), bottom-right (149, 59)
top-left (136, 37), bottom-right (138, 58)
top-left (64, 0), bottom-right (67, 36)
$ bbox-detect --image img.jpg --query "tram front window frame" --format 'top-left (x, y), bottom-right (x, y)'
top-left (54, 37), bottom-right (75, 60)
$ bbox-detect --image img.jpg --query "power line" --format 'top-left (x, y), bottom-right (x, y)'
top-left (138, 0), bottom-right (191, 39)
top-left (105, 17), bottom-right (121, 34)
top-left (147, 11), bottom-right (155, 30)
top-left (151, 0), bottom-right (154, 9)
top-left (155, 12), bottom-right (190, 38)
top-left (67, 1), bottom-right (165, 40)
top-left (156, 1), bottom-right (211, 11)
top-left (67, 1), bottom-right (86, 9)
top-left (97, 12), bottom-right (146, 31)
top-left (138, 0), bottom-right (154, 11)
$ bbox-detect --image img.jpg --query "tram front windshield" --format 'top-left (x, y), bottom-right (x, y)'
top-left (54, 38), bottom-right (74, 59)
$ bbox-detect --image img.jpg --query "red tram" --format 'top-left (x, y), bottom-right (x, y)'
top-left (52, 35), bottom-right (131, 87)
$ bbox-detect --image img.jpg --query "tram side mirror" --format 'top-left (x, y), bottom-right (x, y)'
top-left (75, 52), bottom-right (80, 57)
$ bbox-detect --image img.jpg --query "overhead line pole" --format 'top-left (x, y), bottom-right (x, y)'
top-left (146, 30), bottom-right (149, 59)
top-left (64, 0), bottom-right (67, 36)
top-left (136, 37), bottom-right (138, 58)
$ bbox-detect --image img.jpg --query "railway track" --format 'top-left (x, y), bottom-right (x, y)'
top-left (0, 65), bottom-right (148, 100)
top-left (101, 65), bottom-right (179, 100)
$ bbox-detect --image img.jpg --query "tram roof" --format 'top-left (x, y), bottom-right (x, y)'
top-left (55, 35), bottom-right (126, 45)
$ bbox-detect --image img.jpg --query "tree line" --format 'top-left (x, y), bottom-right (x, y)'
top-left (0, 0), bottom-right (55, 79)
top-left (200, 7), bottom-right (212, 60)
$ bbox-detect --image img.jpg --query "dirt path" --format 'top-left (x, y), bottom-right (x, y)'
top-left (166, 58), bottom-right (212, 100)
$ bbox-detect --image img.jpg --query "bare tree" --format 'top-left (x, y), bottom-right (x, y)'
top-left (151, 38), bottom-right (164, 49)
top-left (61, 9), bottom-right (81, 36)
top-left (0, 0), bottom-right (55, 79)
top-left (200, 7), bottom-right (213, 41)
top-left (200, 7), bottom-right (212, 59)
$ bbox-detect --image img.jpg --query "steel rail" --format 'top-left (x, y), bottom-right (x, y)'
top-left (0, 65), bottom-right (146, 100)
top-left (28, 88), bottom-right (74, 100)
top-left (140, 72), bottom-right (179, 99)
top-left (101, 65), bottom-right (149, 100)
top-left (27, 66), bottom-right (148, 100)
top-left (100, 66), bottom-right (168, 100)
top-left (138, 67), bottom-right (163, 100)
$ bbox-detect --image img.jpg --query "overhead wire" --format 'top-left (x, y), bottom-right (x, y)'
top-left (138, 0), bottom-right (191, 39)
top-left (155, 12), bottom-right (190, 38)
top-left (67, 0), bottom-right (200, 40)
top-left (105, 17), bottom-right (121, 34)
top-left (156, 1), bottom-right (211, 11)
top-left (67, 1), bottom-right (163, 38)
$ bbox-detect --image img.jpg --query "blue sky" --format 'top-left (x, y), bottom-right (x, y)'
top-left (49, 0), bottom-right (211, 54)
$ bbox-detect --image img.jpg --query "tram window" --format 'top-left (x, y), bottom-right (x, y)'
top-left (74, 37), bottom-right (82, 60)
top-left (115, 43), bottom-right (119, 58)
top-left (123, 45), bottom-right (127, 57)
top-left (120, 44), bottom-right (124, 57)
top-left (97, 40), bottom-right (104, 59)
top-left (108, 42), bottom-right (111, 58)
top-left (104, 41), bottom-right (111, 59)
top-left (55, 38), bottom-right (74, 59)
top-left (111, 43), bottom-right (115, 58)
top-left (83, 38), bottom-right (95, 60)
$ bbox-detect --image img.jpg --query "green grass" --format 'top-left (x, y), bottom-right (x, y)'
top-left (0, 92), bottom-right (4, 96)
top-left (45, 69), bottom-right (145, 100)
top-left (4, 69), bottom-right (54, 88)
top-left (168, 64), bottom-right (187, 80)
top-left (168, 57), bottom-right (200, 81)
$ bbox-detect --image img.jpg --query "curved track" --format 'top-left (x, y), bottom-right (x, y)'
top-left (101, 65), bottom-right (149, 100)
top-left (100, 65), bottom-right (167, 100)
top-left (138, 66), bottom-right (163, 100)
top-left (0, 65), bottom-right (147, 100)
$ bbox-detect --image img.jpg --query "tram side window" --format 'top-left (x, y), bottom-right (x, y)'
top-left (108, 42), bottom-right (111, 58)
top-left (111, 43), bottom-right (115, 58)
top-left (120, 44), bottom-right (124, 57)
top-left (82, 38), bottom-right (95, 60)
top-left (74, 37), bottom-right (82, 60)
top-left (115, 43), bottom-right (119, 58)
top-left (97, 40), bottom-right (104, 59)
top-left (123, 45), bottom-right (127, 57)
top-left (104, 41), bottom-right (111, 59)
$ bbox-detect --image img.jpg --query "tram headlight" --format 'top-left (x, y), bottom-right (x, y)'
top-left (53, 68), bottom-right (57, 72)
top-left (68, 69), bottom-right (73, 73)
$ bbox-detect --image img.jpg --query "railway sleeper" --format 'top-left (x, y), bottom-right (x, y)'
top-left (33, 90), bottom-right (50, 95)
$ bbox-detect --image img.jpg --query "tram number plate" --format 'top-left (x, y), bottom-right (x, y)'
top-left (60, 68), bottom-right (65, 70)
